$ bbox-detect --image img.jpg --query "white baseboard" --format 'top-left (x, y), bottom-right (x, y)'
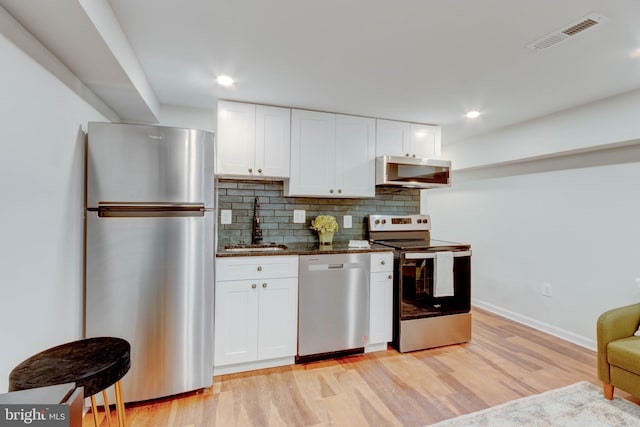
top-left (472, 299), bottom-right (597, 351)
top-left (213, 356), bottom-right (295, 376)
top-left (364, 342), bottom-right (388, 353)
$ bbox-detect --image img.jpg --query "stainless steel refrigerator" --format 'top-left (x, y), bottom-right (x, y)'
top-left (84, 122), bottom-right (214, 403)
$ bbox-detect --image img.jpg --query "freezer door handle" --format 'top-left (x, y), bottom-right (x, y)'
top-left (94, 204), bottom-right (207, 218)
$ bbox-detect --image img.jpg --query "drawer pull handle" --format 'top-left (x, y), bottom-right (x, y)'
top-left (257, 266), bottom-right (262, 271)
top-left (262, 283), bottom-right (267, 288)
top-left (251, 284), bottom-right (257, 289)
top-left (380, 260), bottom-right (385, 265)
top-left (258, 168), bottom-right (263, 173)
top-left (248, 168), bottom-right (253, 173)
top-left (388, 275), bottom-right (393, 280)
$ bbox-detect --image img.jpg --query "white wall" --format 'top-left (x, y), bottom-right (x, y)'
top-left (158, 104), bottom-right (216, 132)
top-left (444, 88), bottom-right (640, 170)
top-left (79, 0), bottom-right (160, 122)
top-left (424, 90), bottom-right (640, 350)
top-left (0, 31), bottom-right (107, 390)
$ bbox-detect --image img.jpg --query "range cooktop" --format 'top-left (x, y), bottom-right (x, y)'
top-left (368, 214), bottom-right (470, 252)
top-left (372, 238), bottom-right (470, 251)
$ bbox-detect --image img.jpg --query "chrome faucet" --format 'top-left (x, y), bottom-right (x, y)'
top-left (251, 196), bottom-right (263, 244)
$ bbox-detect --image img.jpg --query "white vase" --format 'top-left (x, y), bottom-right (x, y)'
top-left (318, 231), bottom-right (334, 246)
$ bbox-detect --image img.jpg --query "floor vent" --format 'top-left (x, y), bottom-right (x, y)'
top-left (527, 13), bottom-right (608, 51)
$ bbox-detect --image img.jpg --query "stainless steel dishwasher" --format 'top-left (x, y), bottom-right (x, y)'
top-left (298, 253), bottom-right (370, 361)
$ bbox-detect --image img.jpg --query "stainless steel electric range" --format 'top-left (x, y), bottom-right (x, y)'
top-left (368, 214), bottom-right (472, 352)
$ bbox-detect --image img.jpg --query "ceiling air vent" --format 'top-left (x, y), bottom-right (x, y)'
top-left (527, 13), bottom-right (608, 51)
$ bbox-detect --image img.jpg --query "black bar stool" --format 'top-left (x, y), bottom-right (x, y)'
top-left (9, 337), bottom-right (131, 427)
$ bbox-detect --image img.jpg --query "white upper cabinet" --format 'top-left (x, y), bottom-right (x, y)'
top-left (255, 105), bottom-right (291, 178)
top-left (410, 123), bottom-right (441, 159)
top-left (288, 109), bottom-right (335, 196)
top-left (217, 101), bottom-right (255, 175)
top-left (288, 109), bottom-right (375, 198)
top-left (335, 114), bottom-right (376, 197)
top-left (216, 101), bottom-right (290, 178)
top-left (376, 119), bottom-right (441, 159)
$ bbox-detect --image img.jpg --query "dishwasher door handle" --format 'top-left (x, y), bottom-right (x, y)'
top-left (308, 263), bottom-right (347, 271)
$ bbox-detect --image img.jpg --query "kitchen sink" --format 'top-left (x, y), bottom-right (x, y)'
top-left (224, 244), bottom-right (288, 252)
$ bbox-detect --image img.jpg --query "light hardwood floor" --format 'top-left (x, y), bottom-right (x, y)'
top-left (85, 308), bottom-right (636, 426)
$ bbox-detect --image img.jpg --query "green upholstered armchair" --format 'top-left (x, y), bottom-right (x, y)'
top-left (597, 303), bottom-right (640, 399)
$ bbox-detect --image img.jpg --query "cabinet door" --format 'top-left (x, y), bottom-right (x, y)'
top-left (369, 272), bottom-right (393, 345)
top-left (375, 118), bottom-right (411, 158)
top-left (214, 280), bottom-right (259, 366)
top-left (255, 105), bottom-right (291, 178)
top-left (335, 114), bottom-right (376, 197)
top-left (257, 278), bottom-right (298, 360)
top-left (288, 109), bottom-right (335, 196)
top-left (216, 101), bottom-right (256, 176)
top-left (371, 252), bottom-right (393, 273)
top-left (409, 123), bottom-right (441, 159)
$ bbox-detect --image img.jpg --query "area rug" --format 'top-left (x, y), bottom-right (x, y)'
top-left (429, 381), bottom-right (640, 426)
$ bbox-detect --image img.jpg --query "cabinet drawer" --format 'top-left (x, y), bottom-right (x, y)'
top-left (370, 252), bottom-right (393, 273)
top-left (216, 255), bottom-right (298, 281)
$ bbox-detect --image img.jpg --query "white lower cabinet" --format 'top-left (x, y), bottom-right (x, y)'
top-left (215, 252), bottom-right (391, 371)
top-left (367, 252), bottom-right (394, 352)
top-left (257, 278), bottom-right (298, 360)
top-left (214, 279), bottom-right (259, 366)
top-left (214, 256), bottom-right (298, 374)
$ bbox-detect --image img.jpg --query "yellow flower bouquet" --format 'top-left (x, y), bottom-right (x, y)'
top-left (310, 215), bottom-right (339, 233)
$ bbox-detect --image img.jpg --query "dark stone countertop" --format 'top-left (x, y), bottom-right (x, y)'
top-left (216, 241), bottom-right (393, 257)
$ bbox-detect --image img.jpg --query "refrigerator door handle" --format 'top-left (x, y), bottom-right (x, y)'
top-left (94, 204), bottom-right (207, 218)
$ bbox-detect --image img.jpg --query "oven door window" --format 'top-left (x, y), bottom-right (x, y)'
top-left (400, 256), bottom-right (470, 319)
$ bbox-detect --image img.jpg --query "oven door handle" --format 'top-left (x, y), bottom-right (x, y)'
top-left (404, 250), bottom-right (472, 260)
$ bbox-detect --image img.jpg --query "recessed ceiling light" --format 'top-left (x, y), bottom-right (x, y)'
top-left (216, 75), bottom-right (234, 87)
top-left (465, 110), bottom-right (481, 119)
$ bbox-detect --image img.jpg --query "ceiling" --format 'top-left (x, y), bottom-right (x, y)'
top-left (2, 0), bottom-right (640, 144)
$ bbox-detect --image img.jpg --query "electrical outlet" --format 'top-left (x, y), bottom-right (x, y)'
top-left (220, 210), bottom-right (232, 225)
top-left (541, 282), bottom-right (553, 298)
top-left (293, 210), bottom-right (306, 223)
top-left (343, 215), bottom-right (352, 228)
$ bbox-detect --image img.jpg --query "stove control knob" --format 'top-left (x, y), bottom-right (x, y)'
top-left (381, 219), bottom-right (386, 224)
top-left (375, 219), bottom-right (380, 225)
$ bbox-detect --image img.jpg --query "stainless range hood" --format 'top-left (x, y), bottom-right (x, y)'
top-left (376, 155), bottom-right (451, 189)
